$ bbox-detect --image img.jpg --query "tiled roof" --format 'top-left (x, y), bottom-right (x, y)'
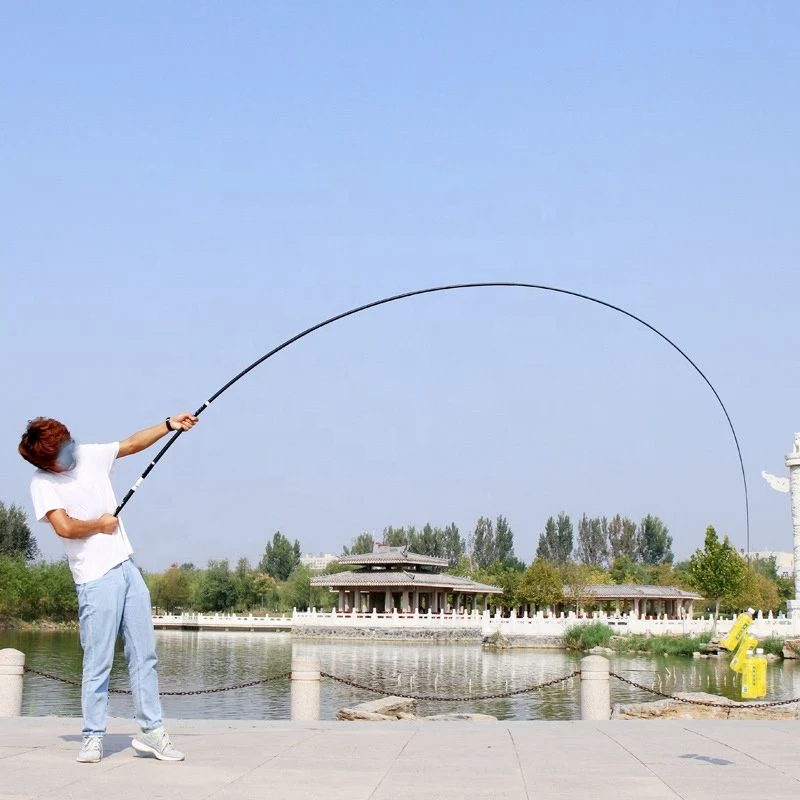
top-left (336, 549), bottom-right (449, 568)
top-left (580, 584), bottom-right (703, 600)
top-left (311, 570), bottom-right (502, 594)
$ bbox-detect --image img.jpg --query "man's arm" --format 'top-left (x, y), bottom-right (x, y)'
top-left (46, 509), bottom-right (119, 539)
top-left (117, 413), bottom-right (198, 458)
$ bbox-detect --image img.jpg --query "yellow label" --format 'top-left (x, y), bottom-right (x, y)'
top-left (720, 612), bottom-right (753, 651)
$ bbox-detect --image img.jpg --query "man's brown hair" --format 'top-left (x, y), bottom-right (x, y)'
top-left (19, 417), bottom-right (71, 471)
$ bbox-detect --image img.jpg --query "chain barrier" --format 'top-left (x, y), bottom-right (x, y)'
top-left (610, 671), bottom-right (800, 710)
top-left (23, 666), bottom-right (290, 696)
top-left (25, 664), bottom-right (800, 708)
top-left (24, 665), bottom-right (577, 702)
top-left (321, 670), bottom-right (580, 702)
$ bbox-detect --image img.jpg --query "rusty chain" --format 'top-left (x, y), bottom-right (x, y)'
top-left (610, 671), bottom-right (800, 709)
top-left (24, 666), bottom-right (290, 696)
top-left (320, 670), bottom-right (580, 702)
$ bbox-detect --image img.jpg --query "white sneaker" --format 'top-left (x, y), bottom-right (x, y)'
top-left (132, 727), bottom-right (185, 761)
top-left (77, 735), bottom-right (103, 763)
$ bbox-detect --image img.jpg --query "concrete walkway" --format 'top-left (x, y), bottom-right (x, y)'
top-left (2, 717), bottom-right (799, 800)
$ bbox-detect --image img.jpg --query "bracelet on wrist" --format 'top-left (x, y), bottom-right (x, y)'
top-left (165, 418), bottom-right (174, 432)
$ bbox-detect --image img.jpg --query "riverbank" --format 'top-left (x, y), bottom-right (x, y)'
top-left (0, 617), bottom-right (76, 632)
top-left (4, 717), bottom-right (800, 800)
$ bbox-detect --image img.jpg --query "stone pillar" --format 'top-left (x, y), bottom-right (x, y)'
top-left (338, 590), bottom-right (344, 611)
top-left (401, 590), bottom-right (409, 612)
top-left (632, 598), bottom-right (639, 619)
top-left (0, 649), bottom-right (24, 717)
top-left (354, 590), bottom-right (361, 613)
top-left (384, 590), bottom-right (392, 612)
top-left (444, 593), bottom-right (450, 612)
top-left (788, 435), bottom-right (800, 613)
top-left (291, 656), bottom-right (320, 721)
top-left (580, 655), bottom-right (610, 720)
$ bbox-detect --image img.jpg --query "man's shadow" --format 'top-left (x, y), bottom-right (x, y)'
top-left (61, 733), bottom-right (134, 757)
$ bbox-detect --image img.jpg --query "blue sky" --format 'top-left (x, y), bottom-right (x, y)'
top-left (1, 2), bottom-right (798, 571)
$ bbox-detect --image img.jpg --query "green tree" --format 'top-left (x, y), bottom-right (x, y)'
top-left (233, 557), bottom-right (259, 611)
top-left (342, 532), bottom-right (375, 555)
top-left (688, 526), bottom-right (747, 629)
top-left (253, 572), bottom-right (279, 611)
top-left (609, 555), bottom-right (649, 584)
top-left (259, 531), bottom-right (300, 581)
top-left (152, 564), bottom-right (192, 613)
top-left (470, 516), bottom-right (495, 569)
top-left (608, 515), bottom-right (639, 561)
top-left (576, 514), bottom-right (609, 567)
top-left (197, 560), bottom-right (237, 612)
top-left (442, 523), bottom-right (465, 566)
top-left (0, 502), bottom-right (39, 561)
top-left (382, 526), bottom-right (409, 548)
top-left (561, 562), bottom-right (596, 613)
top-left (518, 559), bottom-right (563, 612)
top-left (280, 565), bottom-right (332, 612)
top-left (474, 564), bottom-right (520, 612)
top-left (0, 556), bottom-right (77, 621)
top-left (725, 563), bottom-right (780, 614)
top-left (536, 517), bottom-right (559, 562)
top-left (494, 515), bottom-right (515, 566)
top-left (637, 515), bottom-right (673, 565)
top-left (536, 513), bottom-right (573, 563)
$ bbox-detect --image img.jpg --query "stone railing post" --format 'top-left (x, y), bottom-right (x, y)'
top-left (580, 655), bottom-right (610, 720)
top-left (0, 649), bottom-right (25, 717)
top-left (291, 656), bottom-right (321, 721)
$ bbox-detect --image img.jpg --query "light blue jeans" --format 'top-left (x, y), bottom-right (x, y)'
top-left (76, 559), bottom-right (163, 737)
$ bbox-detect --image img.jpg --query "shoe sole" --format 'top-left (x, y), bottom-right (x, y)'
top-left (76, 755), bottom-right (101, 763)
top-left (131, 739), bottom-right (185, 761)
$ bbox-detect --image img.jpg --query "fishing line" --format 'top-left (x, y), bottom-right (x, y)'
top-left (113, 282), bottom-right (750, 553)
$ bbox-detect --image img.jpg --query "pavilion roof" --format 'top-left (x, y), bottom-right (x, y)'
top-left (581, 584), bottom-right (703, 600)
top-left (311, 570), bottom-right (502, 594)
top-left (336, 548), bottom-right (449, 569)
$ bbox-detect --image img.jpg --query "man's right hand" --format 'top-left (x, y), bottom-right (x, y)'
top-left (98, 513), bottom-right (119, 534)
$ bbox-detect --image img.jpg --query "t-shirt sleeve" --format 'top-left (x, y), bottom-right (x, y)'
top-left (82, 442), bottom-right (120, 474)
top-left (30, 475), bottom-right (65, 522)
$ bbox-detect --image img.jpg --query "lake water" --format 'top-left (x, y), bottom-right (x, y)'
top-left (3, 630), bottom-right (800, 721)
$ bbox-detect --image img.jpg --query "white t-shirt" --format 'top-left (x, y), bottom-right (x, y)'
top-left (30, 442), bottom-right (134, 585)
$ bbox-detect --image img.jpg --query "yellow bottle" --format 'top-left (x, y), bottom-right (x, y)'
top-left (742, 650), bottom-right (763, 700)
top-left (730, 634), bottom-right (758, 674)
top-left (720, 608), bottom-right (755, 651)
top-left (754, 647), bottom-right (768, 698)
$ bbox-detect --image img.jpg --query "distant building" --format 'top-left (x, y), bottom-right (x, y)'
top-left (749, 551), bottom-right (793, 578)
top-left (299, 553), bottom-right (338, 573)
top-left (311, 545), bottom-right (501, 613)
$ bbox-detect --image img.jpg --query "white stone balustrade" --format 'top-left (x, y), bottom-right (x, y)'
top-left (149, 608), bottom-right (800, 638)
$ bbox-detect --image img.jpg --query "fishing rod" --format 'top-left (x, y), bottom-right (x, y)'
top-left (113, 282), bottom-right (751, 554)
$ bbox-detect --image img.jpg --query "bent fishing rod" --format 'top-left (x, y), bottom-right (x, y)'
top-left (113, 282), bottom-right (751, 553)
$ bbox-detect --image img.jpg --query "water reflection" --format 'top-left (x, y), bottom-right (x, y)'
top-left (2, 630), bottom-right (799, 721)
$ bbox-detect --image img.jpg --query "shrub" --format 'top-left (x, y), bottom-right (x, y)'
top-left (758, 636), bottom-right (785, 658)
top-left (564, 622), bottom-right (613, 651)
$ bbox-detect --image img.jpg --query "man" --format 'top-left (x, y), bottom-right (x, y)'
top-left (18, 413), bottom-right (198, 763)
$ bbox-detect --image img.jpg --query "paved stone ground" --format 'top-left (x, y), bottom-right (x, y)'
top-left (2, 717), bottom-right (800, 800)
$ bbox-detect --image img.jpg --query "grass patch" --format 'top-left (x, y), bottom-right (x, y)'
top-left (758, 636), bottom-right (785, 657)
top-left (611, 632), bottom-right (712, 656)
top-left (564, 622), bottom-right (613, 651)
